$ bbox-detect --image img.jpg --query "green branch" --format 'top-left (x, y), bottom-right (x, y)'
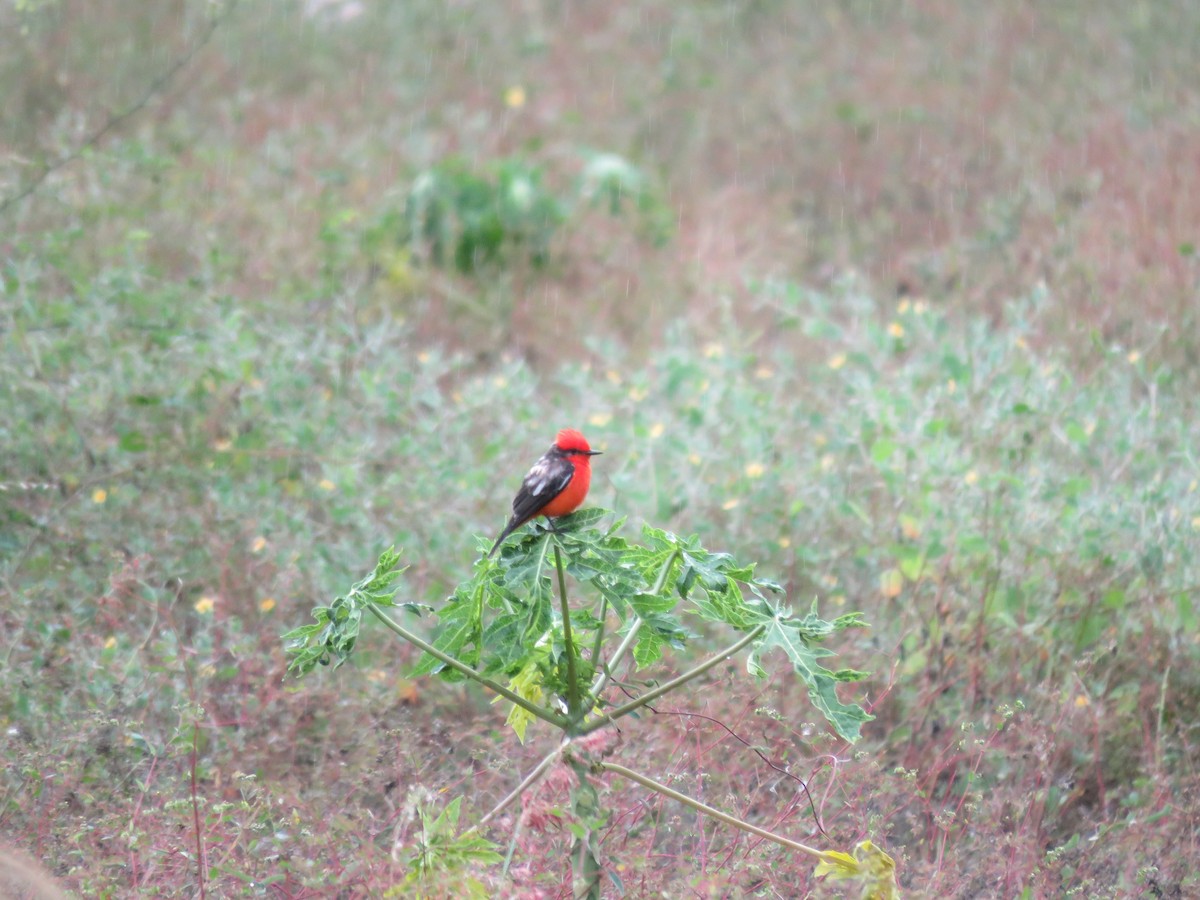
top-left (596, 761), bottom-right (826, 861)
top-left (474, 740), bottom-right (567, 830)
top-left (588, 596), bottom-right (609, 669)
top-left (365, 605), bottom-right (568, 729)
top-left (582, 623), bottom-right (764, 734)
top-left (553, 544), bottom-right (583, 722)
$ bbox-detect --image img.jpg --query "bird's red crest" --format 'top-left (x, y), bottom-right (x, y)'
top-left (555, 428), bottom-right (592, 453)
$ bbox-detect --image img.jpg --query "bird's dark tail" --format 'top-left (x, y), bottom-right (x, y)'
top-left (488, 519), bottom-right (520, 558)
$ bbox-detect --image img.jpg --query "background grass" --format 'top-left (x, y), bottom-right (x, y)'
top-left (3, 0), bottom-right (1199, 896)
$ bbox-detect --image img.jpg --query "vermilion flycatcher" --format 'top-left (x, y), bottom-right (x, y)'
top-left (488, 429), bottom-right (601, 557)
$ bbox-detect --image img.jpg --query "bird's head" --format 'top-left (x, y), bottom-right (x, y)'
top-left (555, 428), bottom-right (602, 458)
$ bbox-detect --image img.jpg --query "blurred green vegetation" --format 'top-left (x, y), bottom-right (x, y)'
top-left (4, 250), bottom-right (1197, 893)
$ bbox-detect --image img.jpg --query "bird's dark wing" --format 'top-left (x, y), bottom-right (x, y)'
top-left (488, 448), bottom-right (576, 557)
top-left (509, 451), bottom-right (574, 528)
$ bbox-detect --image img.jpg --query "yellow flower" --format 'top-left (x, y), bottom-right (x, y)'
top-left (828, 353), bottom-right (847, 370)
top-left (887, 322), bottom-right (905, 338)
top-left (687, 452), bottom-right (702, 466)
top-left (754, 366), bottom-right (774, 380)
top-left (629, 386), bottom-right (648, 402)
top-left (103, 636), bottom-right (117, 650)
top-left (194, 597), bottom-right (215, 614)
top-left (964, 470), bottom-right (979, 486)
top-left (504, 85), bottom-right (526, 108)
top-left (744, 462), bottom-right (765, 479)
top-left (417, 351), bottom-right (431, 364)
top-left (1191, 516), bottom-right (1200, 531)
top-left (92, 488), bottom-right (108, 504)
top-left (703, 342), bottom-right (724, 358)
top-left (897, 299), bottom-right (911, 314)
top-left (649, 422), bottom-right (665, 439)
top-left (319, 479), bottom-right (336, 492)
top-left (212, 438), bottom-right (233, 452)
top-left (777, 537), bottom-right (791, 549)
top-left (492, 376), bottom-right (507, 389)
top-left (251, 536), bottom-right (267, 553)
top-left (259, 598), bottom-right (276, 613)
top-left (606, 369), bottom-right (622, 385)
top-left (722, 498), bottom-right (739, 510)
top-left (1075, 694), bottom-right (1090, 708)
top-left (1127, 350), bottom-right (1140, 364)
top-left (588, 412), bottom-right (612, 427)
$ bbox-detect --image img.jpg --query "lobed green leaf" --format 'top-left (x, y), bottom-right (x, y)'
top-left (748, 608), bottom-right (874, 743)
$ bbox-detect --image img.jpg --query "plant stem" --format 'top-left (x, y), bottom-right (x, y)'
top-left (588, 549), bottom-right (679, 700)
top-left (596, 761), bottom-right (827, 862)
top-left (575, 833), bottom-right (601, 899)
top-left (582, 623), bottom-right (765, 734)
top-left (588, 596), bottom-right (609, 668)
top-left (553, 544), bottom-right (582, 722)
top-left (564, 754), bottom-right (603, 899)
top-left (590, 621), bottom-right (640, 700)
top-left (365, 604), bottom-right (568, 729)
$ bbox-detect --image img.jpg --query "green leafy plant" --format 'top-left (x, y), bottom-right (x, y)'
top-left (357, 151), bottom-right (668, 279)
top-left (576, 149), bottom-right (673, 246)
top-left (284, 510), bottom-right (894, 897)
top-left (388, 794), bottom-right (504, 899)
top-left (400, 157), bottom-right (565, 273)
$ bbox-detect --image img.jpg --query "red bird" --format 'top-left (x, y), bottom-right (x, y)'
top-left (488, 429), bottom-right (602, 557)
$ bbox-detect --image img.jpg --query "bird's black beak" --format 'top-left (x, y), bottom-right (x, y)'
top-left (586, 449), bottom-right (602, 456)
